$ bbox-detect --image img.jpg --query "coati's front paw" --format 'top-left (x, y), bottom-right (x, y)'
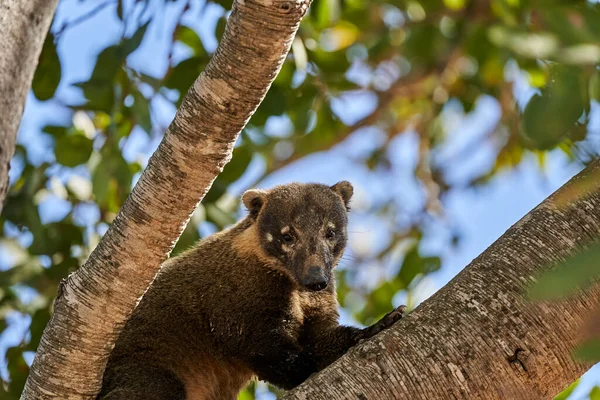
top-left (359, 305), bottom-right (406, 342)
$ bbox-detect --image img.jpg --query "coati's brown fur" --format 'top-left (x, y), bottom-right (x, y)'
top-left (98, 181), bottom-right (405, 399)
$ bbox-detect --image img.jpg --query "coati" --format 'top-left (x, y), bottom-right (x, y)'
top-left (98, 181), bottom-right (405, 399)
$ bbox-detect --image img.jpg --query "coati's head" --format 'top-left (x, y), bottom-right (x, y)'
top-left (242, 181), bottom-right (353, 292)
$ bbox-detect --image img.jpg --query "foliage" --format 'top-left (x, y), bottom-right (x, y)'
top-left (2, 0), bottom-right (600, 398)
top-left (531, 241), bottom-right (600, 399)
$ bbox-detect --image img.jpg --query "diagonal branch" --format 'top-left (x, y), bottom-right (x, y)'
top-left (285, 159), bottom-right (600, 399)
top-left (22, 0), bottom-right (312, 398)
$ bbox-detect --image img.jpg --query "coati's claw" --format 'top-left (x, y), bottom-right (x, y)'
top-left (361, 305), bottom-right (406, 340)
top-left (380, 304), bottom-right (406, 328)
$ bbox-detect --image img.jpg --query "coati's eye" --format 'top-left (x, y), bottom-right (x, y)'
top-left (282, 234), bottom-right (293, 243)
top-left (325, 229), bottom-right (336, 240)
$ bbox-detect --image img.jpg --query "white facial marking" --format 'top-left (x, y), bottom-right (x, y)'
top-left (266, 233), bottom-right (273, 242)
top-left (281, 226), bottom-right (290, 234)
top-left (327, 222), bottom-right (336, 230)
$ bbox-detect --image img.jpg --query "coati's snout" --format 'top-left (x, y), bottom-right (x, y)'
top-left (242, 181), bottom-right (354, 289)
top-left (303, 266), bottom-right (329, 291)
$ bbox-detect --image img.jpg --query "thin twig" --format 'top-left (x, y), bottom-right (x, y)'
top-left (55, 1), bottom-right (117, 39)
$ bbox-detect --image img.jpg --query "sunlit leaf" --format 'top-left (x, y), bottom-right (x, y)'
top-left (590, 386), bottom-right (600, 400)
top-left (443, 0), bottom-right (466, 11)
top-left (320, 22), bottom-right (359, 52)
top-left (553, 379), bottom-right (580, 400)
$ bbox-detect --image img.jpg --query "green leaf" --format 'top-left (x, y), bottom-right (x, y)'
top-left (553, 379), bottom-right (580, 400)
top-left (358, 280), bottom-right (400, 325)
top-left (6, 346), bottom-right (28, 395)
top-left (308, 48), bottom-right (350, 74)
top-left (90, 45), bottom-right (122, 81)
top-left (26, 307), bottom-right (51, 351)
top-left (117, 0), bottom-right (123, 20)
top-left (590, 386), bottom-right (600, 400)
top-left (172, 222), bottom-right (202, 256)
top-left (165, 56), bottom-right (207, 98)
top-left (218, 146), bottom-right (253, 183)
top-left (32, 33), bottom-right (61, 101)
top-left (528, 244), bottom-right (600, 300)
top-left (42, 125), bottom-right (68, 138)
top-left (204, 146), bottom-right (253, 203)
top-left (590, 70), bottom-right (600, 102)
top-left (237, 381), bottom-right (256, 400)
top-left (574, 338), bottom-right (600, 362)
top-left (122, 21), bottom-right (150, 56)
top-left (215, 16), bottom-right (227, 44)
top-left (45, 222), bottom-right (84, 253)
top-left (214, 0), bottom-right (233, 10)
top-left (54, 134), bottom-right (94, 167)
top-left (521, 64), bottom-right (587, 150)
top-left (132, 90), bottom-right (152, 133)
top-left (73, 79), bottom-right (115, 112)
top-left (398, 247), bottom-right (422, 287)
top-left (206, 204), bottom-right (236, 228)
top-left (311, 0), bottom-right (341, 28)
top-left (403, 24), bottom-right (448, 66)
top-left (176, 25), bottom-right (205, 55)
top-left (252, 85), bottom-right (287, 126)
top-left (92, 148), bottom-right (132, 212)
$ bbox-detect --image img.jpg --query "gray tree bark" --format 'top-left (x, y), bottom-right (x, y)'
top-left (21, 0), bottom-right (311, 398)
top-left (0, 0), bottom-right (59, 213)
top-left (285, 159), bottom-right (600, 400)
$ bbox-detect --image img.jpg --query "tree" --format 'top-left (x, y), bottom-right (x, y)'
top-left (0, 0), bottom-right (59, 213)
top-left (1, 0), bottom-right (600, 399)
top-left (18, 0), bottom-right (312, 398)
top-left (284, 159), bottom-right (600, 399)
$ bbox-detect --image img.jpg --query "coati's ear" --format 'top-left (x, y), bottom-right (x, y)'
top-left (330, 181), bottom-right (353, 211)
top-left (242, 189), bottom-right (267, 218)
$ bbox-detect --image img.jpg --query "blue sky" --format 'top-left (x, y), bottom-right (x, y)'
top-left (1, 0), bottom-right (599, 398)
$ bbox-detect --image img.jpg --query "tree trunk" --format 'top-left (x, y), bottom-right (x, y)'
top-left (0, 0), bottom-right (59, 213)
top-left (285, 160), bottom-right (600, 400)
top-left (21, 0), bottom-right (310, 398)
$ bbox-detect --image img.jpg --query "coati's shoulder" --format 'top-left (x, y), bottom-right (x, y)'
top-left (159, 218), bottom-right (289, 284)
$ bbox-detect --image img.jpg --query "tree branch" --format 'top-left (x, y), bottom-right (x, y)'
top-left (285, 159), bottom-right (600, 399)
top-left (22, 0), bottom-right (311, 398)
top-left (0, 0), bottom-right (59, 214)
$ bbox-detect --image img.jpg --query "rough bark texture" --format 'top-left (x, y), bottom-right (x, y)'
top-left (0, 0), bottom-right (59, 214)
top-left (22, 0), bottom-right (310, 398)
top-left (285, 160), bottom-right (600, 400)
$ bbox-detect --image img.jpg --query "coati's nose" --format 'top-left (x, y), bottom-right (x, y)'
top-left (303, 266), bottom-right (329, 291)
